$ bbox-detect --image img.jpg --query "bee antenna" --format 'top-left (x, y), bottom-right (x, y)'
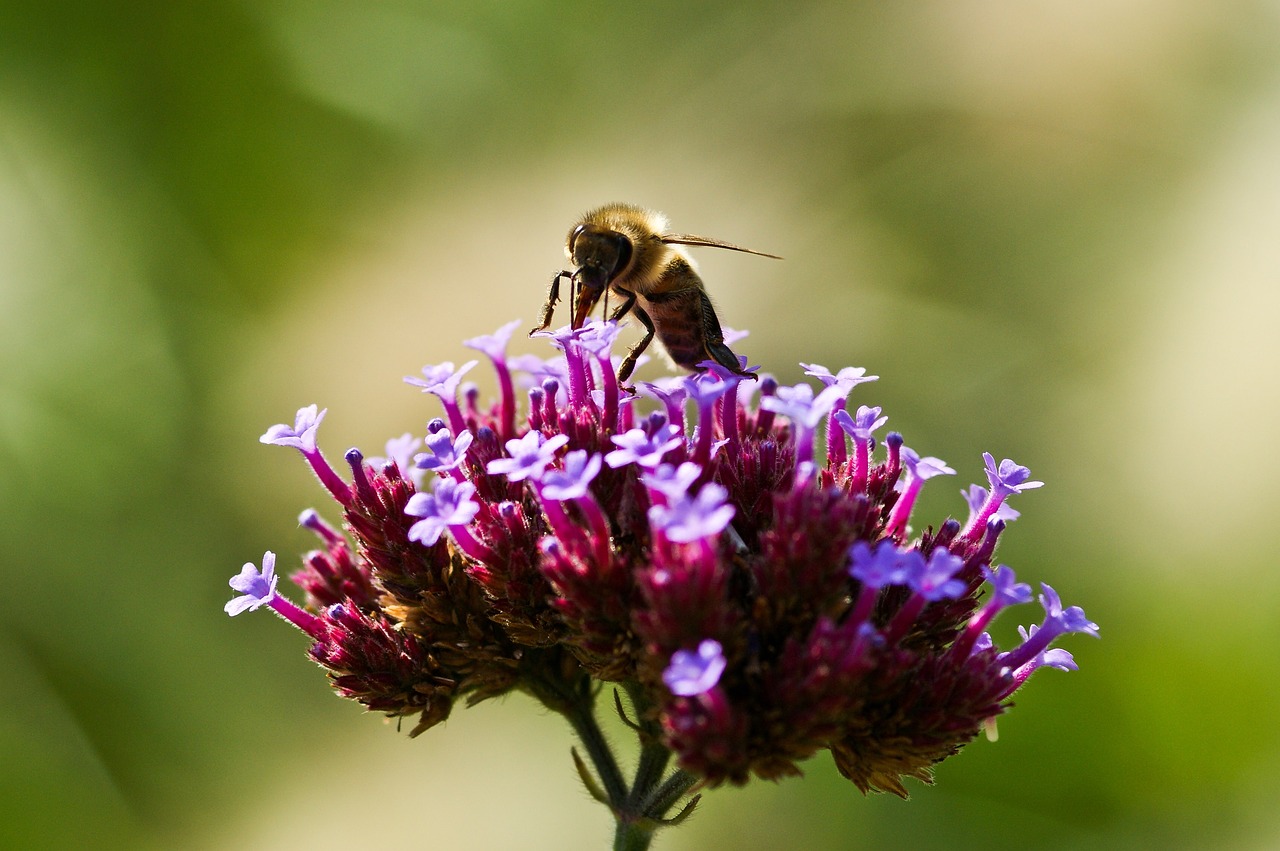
top-left (659, 233), bottom-right (782, 260)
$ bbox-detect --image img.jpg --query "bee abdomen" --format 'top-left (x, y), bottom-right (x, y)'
top-left (642, 290), bottom-right (715, 371)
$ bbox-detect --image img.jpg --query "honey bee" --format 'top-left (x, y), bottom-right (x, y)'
top-left (531, 203), bottom-right (781, 384)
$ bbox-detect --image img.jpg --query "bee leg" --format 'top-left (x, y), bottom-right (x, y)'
top-left (531, 271), bottom-right (572, 335)
top-left (699, 291), bottom-right (757, 380)
top-left (616, 304), bottom-right (654, 387)
top-left (608, 288), bottom-right (636, 322)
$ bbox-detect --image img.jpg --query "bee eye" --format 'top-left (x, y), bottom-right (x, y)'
top-left (611, 234), bottom-right (633, 276)
top-left (568, 224), bottom-right (587, 252)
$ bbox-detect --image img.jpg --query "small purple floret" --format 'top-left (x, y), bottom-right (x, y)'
top-left (260, 405), bottom-right (326, 453)
top-left (605, 425), bottom-right (683, 470)
top-left (663, 639), bottom-right (727, 697)
top-left (800, 363), bottom-right (879, 396)
top-left (847, 540), bottom-right (912, 589)
top-left (984, 565), bottom-right (1033, 608)
top-left (531, 323), bottom-right (591, 351)
top-left (998, 584), bottom-right (1099, 674)
top-left (682, 372), bottom-right (731, 410)
top-left (1038, 585), bottom-right (1100, 638)
top-left (405, 477), bottom-right (480, 546)
top-left (760, 382), bottom-right (845, 429)
top-left (405, 360), bottom-right (478, 398)
top-left (225, 551), bottom-right (279, 615)
top-left (649, 482), bottom-right (736, 543)
top-left (463, 318), bottom-right (522, 361)
top-left (902, 549), bottom-right (967, 601)
top-left (1016, 625), bottom-right (1080, 672)
top-left (902, 449), bottom-right (956, 481)
top-left (641, 462), bottom-right (704, 502)
top-left (509, 353), bottom-right (569, 388)
top-left (963, 484), bottom-right (1020, 523)
top-left (416, 427), bottom-right (474, 473)
top-left (486, 431), bottom-right (569, 482)
top-left (833, 405), bottom-right (887, 440)
top-left (540, 450), bottom-right (603, 501)
top-left (576, 320), bottom-right (623, 358)
top-left (983, 453), bottom-right (1044, 498)
top-left (698, 359), bottom-right (759, 385)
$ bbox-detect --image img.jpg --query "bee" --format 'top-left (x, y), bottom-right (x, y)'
top-left (530, 203), bottom-right (781, 385)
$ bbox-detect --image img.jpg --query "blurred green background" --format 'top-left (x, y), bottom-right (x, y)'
top-left (3, 1), bottom-right (1278, 848)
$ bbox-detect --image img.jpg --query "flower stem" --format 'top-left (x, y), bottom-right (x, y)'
top-left (614, 817), bottom-right (657, 851)
top-left (529, 674), bottom-right (694, 851)
top-left (563, 696), bottom-right (628, 806)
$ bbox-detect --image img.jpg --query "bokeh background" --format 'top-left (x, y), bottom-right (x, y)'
top-left (3, 1), bottom-right (1279, 848)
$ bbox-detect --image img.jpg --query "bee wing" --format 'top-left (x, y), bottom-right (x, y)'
top-left (660, 233), bottom-right (782, 260)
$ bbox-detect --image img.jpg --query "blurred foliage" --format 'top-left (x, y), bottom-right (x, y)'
top-left (3, 1), bottom-right (1280, 848)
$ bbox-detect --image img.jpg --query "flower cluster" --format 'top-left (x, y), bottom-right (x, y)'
top-left (230, 317), bottom-right (1096, 797)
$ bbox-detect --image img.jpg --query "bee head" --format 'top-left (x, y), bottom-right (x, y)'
top-left (568, 224), bottom-right (633, 328)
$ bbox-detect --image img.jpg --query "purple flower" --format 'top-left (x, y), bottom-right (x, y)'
top-left (368, 432), bottom-right (421, 475)
top-left (465, 319), bottom-right (523, 439)
top-left (984, 564), bottom-right (1033, 609)
top-left (800, 363), bottom-right (879, 396)
top-left (486, 430), bottom-right (570, 482)
top-left (1016, 625), bottom-right (1079, 672)
top-left (576, 320), bottom-right (623, 358)
top-left (698, 358), bottom-right (758, 385)
top-left (901, 449), bottom-right (955, 482)
top-left (999, 585), bottom-right (1099, 674)
top-left (260, 405), bottom-right (326, 453)
top-left (258, 405), bottom-right (354, 504)
top-left (682, 372), bottom-right (731, 410)
top-left (759, 381), bottom-right (845, 468)
top-left (901, 549), bottom-right (966, 601)
top-left (540, 450), bottom-right (603, 501)
top-left (641, 462), bottom-right (703, 502)
top-left (948, 564), bottom-right (1035, 661)
top-left (760, 382), bottom-right (844, 428)
top-left (983, 453), bottom-right (1044, 498)
top-left (663, 639), bottom-right (727, 696)
top-left (605, 425), bottom-right (683, 470)
top-left (509, 354), bottom-right (569, 389)
top-left (416, 427), bottom-right (474, 474)
top-left (961, 454), bottom-right (1043, 541)
top-left (721, 326), bottom-right (749, 346)
top-left (884, 448), bottom-right (956, 537)
top-left (463, 318), bottom-right (522, 361)
top-left (405, 477), bottom-right (480, 546)
top-left (531, 323), bottom-right (591, 352)
top-left (405, 361), bottom-right (478, 436)
top-left (405, 360), bottom-right (478, 399)
top-left (847, 540), bottom-right (912, 589)
top-left (1038, 585), bottom-right (1100, 638)
top-left (637, 380), bottom-right (689, 431)
top-left (832, 405), bottom-right (887, 441)
top-left (225, 551), bottom-right (279, 615)
top-left (963, 484), bottom-right (1020, 524)
top-left (648, 482), bottom-right (736, 543)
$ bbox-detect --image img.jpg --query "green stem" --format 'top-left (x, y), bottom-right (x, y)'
top-left (529, 669), bottom-right (692, 851)
top-left (631, 736), bottom-right (673, 806)
top-left (522, 660), bottom-right (629, 806)
top-left (614, 816), bottom-right (656, 851)
top-left (622, 683), bottom-right (671, 809)
top-left (563, 696), bottom-right (628, 805)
